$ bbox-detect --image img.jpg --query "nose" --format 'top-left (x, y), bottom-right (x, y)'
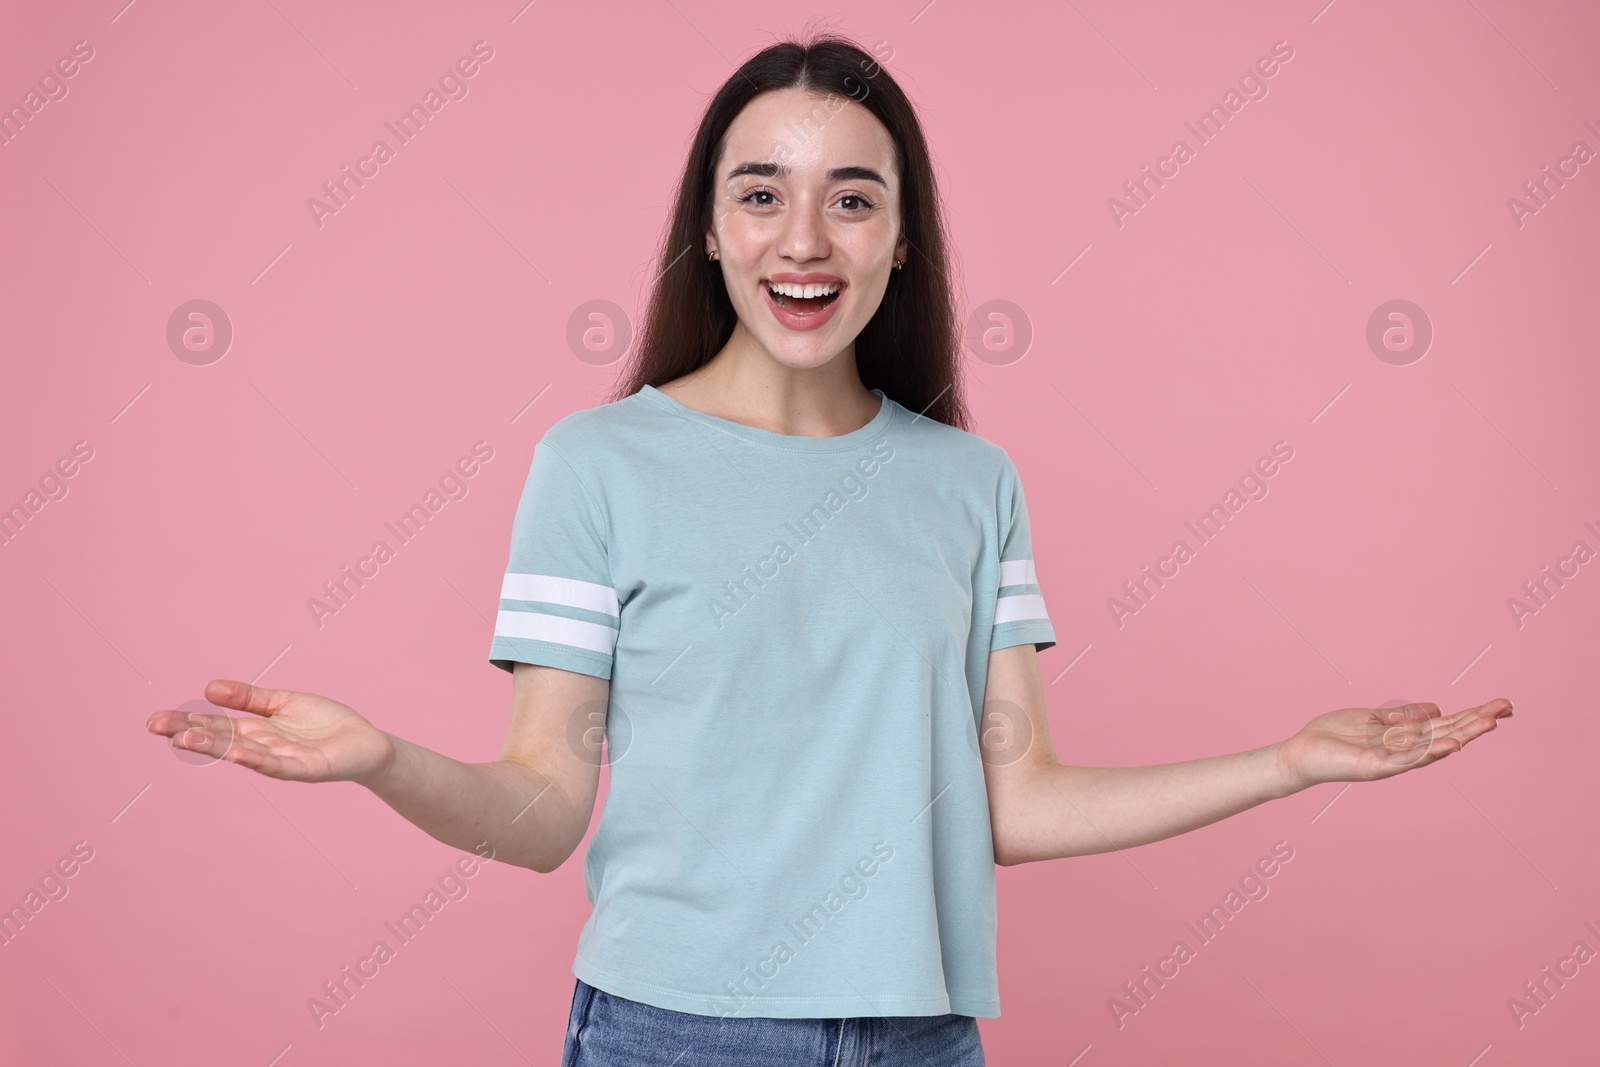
top-left (779, 196), bottom-right (830, 262)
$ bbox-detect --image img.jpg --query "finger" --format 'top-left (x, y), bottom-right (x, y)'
top-left (1420, 701), bottom-right (1510, 737)
top-left (146, 709), bottom-right (192, 736)
top-left (173, 726), bottom-right (301, 775)
top-left (212, 728), bottom-right (277, 759)
top-left (147, 709), bottom-right (225, 738)
top-left (147, 709), bottom-right (238, 740)
top-left (1376, 703), bottom-right (1442, 726)
top-left (1429, 716), bottom-right (1502, 755)
top-left (1374, 706), bottom-right (1468, 748)
top-left (1429, 707), bottom-right (1491, 735)
top-left (1430, 707), bottom-right (1496, 738)
top-left (169, 723), bottom-right (236, 760)
top-left (203, 679), bottom-right (292, 718)
top-left (1436, 703), bottom-right (1516, 742)
top-left (218, 742), bottom-right (292, 778)
top-left (1412, 706), bottom-right (1510, 765)
top-left (1441, 698), bottom-right (1513, 722)
top-left (1429, 739), bottom-right (1464, 762)
top-left (1390, 700), bottom-right (1511, 729)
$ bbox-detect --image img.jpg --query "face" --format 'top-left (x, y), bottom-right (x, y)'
top-left (705, 88), bottom-right (909, 374)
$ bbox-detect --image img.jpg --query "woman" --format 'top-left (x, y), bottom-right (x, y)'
top-left (145, 32), bottom-right (1514, 1067)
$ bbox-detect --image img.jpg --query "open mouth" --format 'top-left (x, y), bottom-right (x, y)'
top-left (765, 282), bottom-right (843, 315)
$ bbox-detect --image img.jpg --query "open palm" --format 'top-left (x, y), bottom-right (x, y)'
top-left (146, 679), bottom-right (394, 785)
top-left (1277, 698), bottom-right (1514, 791)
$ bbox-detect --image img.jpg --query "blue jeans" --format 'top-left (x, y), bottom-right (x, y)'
top-left (561, 978), bottom-right (986, 1066)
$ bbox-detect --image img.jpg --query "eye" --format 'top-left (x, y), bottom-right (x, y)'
top-left (735, 188), bottom-right (877, 213)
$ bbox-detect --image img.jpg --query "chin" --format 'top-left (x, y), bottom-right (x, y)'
top-left (762, 336), bottom-right (851, 370)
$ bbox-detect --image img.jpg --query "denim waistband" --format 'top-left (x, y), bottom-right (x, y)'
top-left (561, 977), bottom-right (985, 1067)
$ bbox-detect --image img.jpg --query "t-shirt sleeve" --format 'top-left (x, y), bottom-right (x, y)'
top-left (990, 456), bottom-right (1057, 654)
top-left (488, 438), bottom-right (618, 679)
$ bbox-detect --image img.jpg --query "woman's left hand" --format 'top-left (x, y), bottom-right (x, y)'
top-left (1275, 698), bottom-right (1515, 792)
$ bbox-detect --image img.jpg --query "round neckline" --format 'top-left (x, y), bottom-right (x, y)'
top-left (638, 384), bottom-right (896, 452)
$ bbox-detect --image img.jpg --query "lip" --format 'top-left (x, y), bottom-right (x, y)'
top-left (763, 272), bottom-right (845, 286)
top-left (763, 277), bottom-right (844, 331)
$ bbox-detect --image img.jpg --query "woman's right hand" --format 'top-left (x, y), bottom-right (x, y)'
top-left (146, 679), bottom-right (396, 785)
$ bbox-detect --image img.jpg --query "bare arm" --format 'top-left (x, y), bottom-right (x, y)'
top-left (361, 662), bottom-right (610, 872)
top-left (978, 643), bottom-right (1514, 866)
top-left (145, 662), bottom-right (611, 873)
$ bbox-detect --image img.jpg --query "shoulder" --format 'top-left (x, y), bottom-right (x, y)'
top-left (885, 397), bottom-right (1017, 480)
top-left (534, 389), bottom-right (660, 470)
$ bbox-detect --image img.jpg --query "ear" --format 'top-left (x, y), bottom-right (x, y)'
top-left (895, 234), bottom-right (909, 266)
top-left (704, 227), bottom-right (717, 259)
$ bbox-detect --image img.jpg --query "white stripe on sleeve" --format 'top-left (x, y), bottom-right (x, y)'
top-left (493, 609), bottom-right (619, 656)
top-left (994, 594), bottom-right (1050, 626)
top-left (998, 558), bottom-right (1037, 589)
top-left (500, 572), bottom-right (620, 617)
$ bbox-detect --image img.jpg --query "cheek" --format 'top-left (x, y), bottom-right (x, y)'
top-left (720, 213), bottom-right (767, 252)
top-left (846, 280), bottom-right (889, 320)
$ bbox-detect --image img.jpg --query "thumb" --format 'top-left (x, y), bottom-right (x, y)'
top-left (204, 678), bottom-right (292, 718)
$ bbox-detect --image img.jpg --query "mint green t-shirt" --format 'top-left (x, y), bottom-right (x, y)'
top-left (488, 384), bottom-right (1056, 1019)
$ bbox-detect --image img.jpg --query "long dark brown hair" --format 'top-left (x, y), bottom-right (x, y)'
top-left (604, 30), bottom-right (970, 431)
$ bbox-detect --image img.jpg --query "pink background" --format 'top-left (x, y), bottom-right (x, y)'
top-left (2, 0), bottom-right (1596, 1063)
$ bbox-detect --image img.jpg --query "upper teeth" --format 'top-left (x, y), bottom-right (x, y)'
top-left (768, 281), bottom-right (841, 298)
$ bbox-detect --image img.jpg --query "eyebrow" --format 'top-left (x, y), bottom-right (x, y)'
top-left (724, 161), bottom-right (889, 187)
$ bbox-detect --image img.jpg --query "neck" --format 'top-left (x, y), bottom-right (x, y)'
top-left (670, 326), bottom-right (878, 437)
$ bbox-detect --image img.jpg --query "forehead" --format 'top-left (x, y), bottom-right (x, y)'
top-left (719, 88), bottom-right (897, 181)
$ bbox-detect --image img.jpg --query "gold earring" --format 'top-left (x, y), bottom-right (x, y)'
top-left (893, 260), bottom-right (903, 269)
top-left (707, 250), bottom-right (718, 261)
